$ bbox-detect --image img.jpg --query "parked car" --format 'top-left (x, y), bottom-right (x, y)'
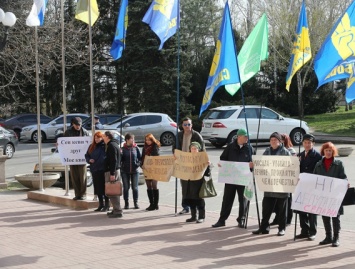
top-left (104, 112), bottom-right (177, 146)
top-left (0, 126), bottom-right (19, 158)
top-left (201, 105), bottom-right (309, 148)
top-left (20, 113), bottom-right (89, 142)
top-left (0, 113), bottom-right (52, 138)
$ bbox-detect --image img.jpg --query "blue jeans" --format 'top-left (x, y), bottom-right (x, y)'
top-left (121, 172), bottom-right (139, 202)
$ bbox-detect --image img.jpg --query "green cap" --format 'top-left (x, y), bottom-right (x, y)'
top-left (237, 128), bottom-right (248, 136)
top-left (190, 142), bottom-right (201, 151)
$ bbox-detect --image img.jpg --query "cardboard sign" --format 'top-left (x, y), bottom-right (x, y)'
top-left (142, 155), bottom-right (175, 182)
top-left (218, 160), bottom-right (253, 186)
top-left (172, 150), bottom-right (209, 180)
top-left (253, 155), bottom-right (299, 193)
top-left (57, 137), bottom-right (92, 165)
top-left (291, 173), bottom-right (348, 217)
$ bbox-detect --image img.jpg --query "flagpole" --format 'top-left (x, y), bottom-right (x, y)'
top-left (35, 25), bottom-right (43, 192)
top-left (88, 0), bottom-right (95, 135)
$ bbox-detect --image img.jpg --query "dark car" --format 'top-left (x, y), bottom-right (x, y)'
top-left (81, 114), bottom-right (121, 129)
top-left (0, 113), bottom-right (52, 138)
top-left (0, 126), bottom-right (19, 158)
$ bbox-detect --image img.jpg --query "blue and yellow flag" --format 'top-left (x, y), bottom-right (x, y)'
top-left (199, 2), bottom-right (240, 116)
top-left (314, 0), bottom-right (355, 89)
top-left (110, 0), bottom-right (128, 60)
top-left (142, 0), bottom-right (180, 50)
top-left (75, 0), bottom-right (100, 26)
top-left (285, 1), bottom-right (311, 91)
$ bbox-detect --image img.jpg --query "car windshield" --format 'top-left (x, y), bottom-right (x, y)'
top-left (106, 115), bottom-right (129, 126)
top-left (204, 109), bottom-right (237, 119)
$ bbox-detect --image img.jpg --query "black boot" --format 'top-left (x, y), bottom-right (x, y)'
top-left (153, 189), bottom-right (159, 210)
top-left (186, 208), bottom-right (197, 222)
top-left (146, 189), bottom-right (155, 211)
top-left (94, 196), bottom-right (104, 212)
top-left (332, 217), bottom-right (340, 247)
top-left (101, 196), bottom-right (110, 212)
top-left (124, 200), bottom-right (129, 209)
top-left (319, 216), bottom-right (333, 245)
top-left (197, 208), bottom-right (205, 223)
top-left (134, 200), bottom-right (139, 209)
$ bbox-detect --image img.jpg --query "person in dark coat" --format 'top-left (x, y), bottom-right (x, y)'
top-left (94, 115), bottom-right (104, 130)
top-left (314, 142), bottom-right (348, 247)
top-left (182, 142), bottom-right (210, 223)
top-left (64, 117), bottom-right (89, 200)
top-left (212, 128), bottom-right (253, 228)
top-left (85, 131), bottom-right (107, 212)
top-left (295, 134), bottom-right (322, 241)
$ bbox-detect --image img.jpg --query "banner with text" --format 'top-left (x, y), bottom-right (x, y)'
top-left (57, 137), bottom-right (92, 165)
top-left (291, 173), bottom-right (348, 217)
top-left (218, 161), bottom-right (253, 186)
top-left (253, 155), bottom-right (299, 193)
top-left (142, 155), bottom-right (175, 182)
top-left (173, 150), bottom-right (209, 180)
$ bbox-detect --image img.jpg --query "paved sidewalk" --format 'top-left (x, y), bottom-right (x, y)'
top-left (0, 190), bottom-right (354, 269)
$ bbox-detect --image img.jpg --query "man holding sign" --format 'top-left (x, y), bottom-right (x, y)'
top-left (212, 129), bottom-right (253, 229)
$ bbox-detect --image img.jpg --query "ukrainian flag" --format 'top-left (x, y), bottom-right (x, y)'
top-left (110, 0), bottom-right (128, 60)
top-left (75, 0), bottom-right (100, 26)
top-left (285, 1), bottom-right (311, 91)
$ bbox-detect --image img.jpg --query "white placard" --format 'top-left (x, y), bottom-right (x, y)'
top-left (57, 137), bottom-right (92, 165)
top-left (218, 161), bottom-right (253, 186)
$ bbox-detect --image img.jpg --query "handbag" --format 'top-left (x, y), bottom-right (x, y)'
top-left (342, 187), bottom-right (355, 206)
top-left (105, 180), bottom-right (122, 196)
top-left (199, 176), bottom-right (217, 198)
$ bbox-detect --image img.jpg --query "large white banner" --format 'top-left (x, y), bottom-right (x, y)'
top-left (253, 155), bottom-right (299, 193)
top-left (57, 137), bottom-right (92, 165)
top-left (292, 173), bottom-right (348, 217)
top-left (218, 161), bottom-right (253, 186)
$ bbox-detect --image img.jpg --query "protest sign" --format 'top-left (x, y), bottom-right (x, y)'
top-left (57, 137), bottom-right (92, 165)
top-left (173, 150), bottom-right (209, 180)
top-left (292, 173), bottom-right (348, 217)
top-left (142, 155), bottom-right (175, 182)
top-left (218, 161), bottom-right (252, 186)
top-left (253, 155), bottom-right (299, 193)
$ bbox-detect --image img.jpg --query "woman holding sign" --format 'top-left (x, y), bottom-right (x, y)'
top-left (142, 133), bottom-right (161, 211)
top-left (314, 142), bottom-right (348, 247)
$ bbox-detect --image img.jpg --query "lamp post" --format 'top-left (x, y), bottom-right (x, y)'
top-left (0, 8), bottom-right (17, 51)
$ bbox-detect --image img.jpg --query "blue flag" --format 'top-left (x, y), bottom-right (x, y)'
top-left (142, 0), bottom-right (180, 50)
top-left (199, 2), bottom-right (240, 116)
top-left (110, 0), bottom-right (128, 60)
top-left (285, 1), bottom-right (311, 91)
top-left (26, 0), bottom-right (48, 27)
top-left (314, 0), bottom-right (355, 89)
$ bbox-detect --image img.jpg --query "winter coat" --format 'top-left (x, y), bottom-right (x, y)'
top-left (64, 126), bottom-right (89, 137)
top-left (121, 143), bottom-right (141, 174)
top-left (298, 148), bottom-right (322, 173)
top-left (181, 166), bottom-right (211, 200)
top-left (173, 129), bottom-right (205, 152)
top-left (85, 141), bottom-right (105, 172)
top-left (105, 139), bottom-right (121, 175)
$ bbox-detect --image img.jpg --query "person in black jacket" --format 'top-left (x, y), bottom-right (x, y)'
top-left (295, 134), bottom-right (322, 240)
top-left (103, 131), bottom-right (123, 218)
top-left (212, 128), bottom-right (253, 228)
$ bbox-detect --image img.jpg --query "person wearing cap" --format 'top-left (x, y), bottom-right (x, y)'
top-left (173, 117), bottom-right (205, 215)
top-left (94, 115), bottom-right (104, 130)
top-left (182, 142), bottom-right (210, 223)
top-left (252, 132), bottom-right (291, 236)
top-left (295, 134), bottom-right (322, 241)
top-left (212, 128), bottom-right (254, 228)
top-left (64, 117), bottom-right (90, 200)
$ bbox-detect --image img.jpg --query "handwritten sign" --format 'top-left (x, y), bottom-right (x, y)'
top-left (172, 150), bottom-right (209, 180)
top-left (57, 137), bottom-right (92, 165)
top-left (253, 155), bottom-right (299, 193)
top-left (291, 173), bottom-right (348, 217)
top-left (142, 155), bottom-right (175, 182)
top-left (218, 161), bottom-right (253, 186)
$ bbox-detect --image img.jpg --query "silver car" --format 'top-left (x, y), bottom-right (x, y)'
top-left (104, 112), bottom-right (177, 146)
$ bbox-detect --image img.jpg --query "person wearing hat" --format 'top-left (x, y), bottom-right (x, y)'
top-left (212, 128), bottom-right (254, 228)
top-left (252, 132), bottom-right (291, 236)
top-left (64, 117), bottom-right (90, 200)
top-left (295, 134), bottom-right (322, 241)
top-left (94, 115), bottom-right (104, 130)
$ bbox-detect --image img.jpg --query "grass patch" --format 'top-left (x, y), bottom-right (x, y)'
top-left (0, 181), bottom-right (26, 191)
top-left (305, 106), bottom-right (355, 136)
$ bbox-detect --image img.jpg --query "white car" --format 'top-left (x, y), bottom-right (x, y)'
top-left (201, 105), bottom-right (309, 148)
top-left (20, 113), bottom-right (89, 142)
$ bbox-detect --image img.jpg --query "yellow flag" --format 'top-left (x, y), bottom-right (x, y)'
top-left (75, 0), bottom-right (100, 26)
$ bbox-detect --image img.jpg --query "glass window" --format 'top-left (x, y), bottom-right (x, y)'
top-left (205, 109), bottom-right (237, 120)
top-left (18, 115), bottom-right (36, 122)
top-left (145, 115), bottom-right (161, 125)
top-left (124, 116), bottom-right (144, 127)
top-left (261, 108), bottom-right (278, 119)
top-left (238, 108), bottom-right (258, 119)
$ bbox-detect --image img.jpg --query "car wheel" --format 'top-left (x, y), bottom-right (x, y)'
top-left (211, 142), bottom-right (225, 148)
top-left (4, 143), bottom-right (14, 159)
top-left (160, 132), bottom-right (175, 146)
top-left (32, 131), bottom-right (46, 143)
top-left (227, 131), bottom-right (238, 144)
top-left (86, 171), bottom-right (93, 187)
top-left (290, 128), bottom-right (305, 146)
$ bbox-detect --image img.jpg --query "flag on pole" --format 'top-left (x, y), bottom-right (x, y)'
top-left (314, 0), bottom-right (355, 89)
top-left (225, 14), bottom-right (268, 96)
top-left (285, 1), bottom-right (311, 91)
top-left (26, 0), bottom-right (48, 27)
top-left (110, 0), bottom-right (128, 60)
top-left (199, 2), bottom-right (240, 116)
top-left (75, 0), bottom-right (100, 26)
top-left (142, 0), bottom-right (180, 50)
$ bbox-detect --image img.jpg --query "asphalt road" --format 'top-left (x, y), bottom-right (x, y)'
top-left (5, 140), bottom-right (355, 232)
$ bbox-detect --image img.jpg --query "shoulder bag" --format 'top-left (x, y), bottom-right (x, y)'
top-left (199, 176), bottom-right (217, 198)
top-left (105, 180), bottom-right (122, 196)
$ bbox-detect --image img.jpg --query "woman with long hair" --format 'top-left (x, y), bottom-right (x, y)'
top-left (85, 131), bottom-right (108, 211)
top-left (141, 133), bottom-right (161, 211)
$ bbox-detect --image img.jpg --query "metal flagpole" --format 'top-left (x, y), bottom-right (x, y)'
top-left (35, 25), bottom-right (43, 191)
top-left (88, 0), bottom-right (95, 135)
